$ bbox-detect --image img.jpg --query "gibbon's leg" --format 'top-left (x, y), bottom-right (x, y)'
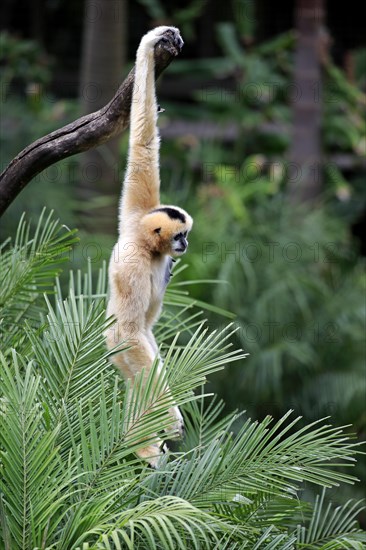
top-left (146, 328), bottom-right (159, 356)
top-left (145, 328), bottom-right (184, 438)
top-left (107, 272), bottom-right (180, 464)
top-left (118, 327), bottom-right (184, 459)
top-left (126, 383), bottom-right (168, 469)
top-left (123, 329), bottom-right (184, 436)
top-left (110, 325), bottom-right (168, 468)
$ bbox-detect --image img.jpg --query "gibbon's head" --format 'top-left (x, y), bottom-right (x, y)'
top-left (141, 206), bottom-right (193, 257)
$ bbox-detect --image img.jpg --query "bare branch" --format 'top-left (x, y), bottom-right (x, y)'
top-left (0, 38), bottom-right (181, 216)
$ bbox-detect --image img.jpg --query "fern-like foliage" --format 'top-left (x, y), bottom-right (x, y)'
top-left (295, 488), bottom-right (366, 548)
top-left (0, 209), bottom-right (78, 350)
top-left (0, 212), bottom-right (365, 549)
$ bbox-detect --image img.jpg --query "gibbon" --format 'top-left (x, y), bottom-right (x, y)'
top-left (105, 26), bottom-right (193, 467)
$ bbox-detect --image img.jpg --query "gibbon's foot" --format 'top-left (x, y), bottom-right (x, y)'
top-left (166, 405), bottom-right (185, 439)
top-left (137, 441), bottom-right (168, 469)
top-left (140, 26), bottom-right (183, 57)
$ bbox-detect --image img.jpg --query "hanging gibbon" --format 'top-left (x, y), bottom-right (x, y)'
top-left (105, 26), bottom-right (192, 467)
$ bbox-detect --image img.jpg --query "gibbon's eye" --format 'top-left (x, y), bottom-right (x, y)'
top-left (154, 227), bottom-right (161, 234)
top-left (183, 231), bottom-right (188, 238)
top-left (174, 233), bottom-right (181, 241)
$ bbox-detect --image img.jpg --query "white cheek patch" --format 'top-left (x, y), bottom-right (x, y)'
top-left (172, 239), bottom-right (188, 254)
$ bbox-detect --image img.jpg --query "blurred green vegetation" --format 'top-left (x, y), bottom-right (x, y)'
top-left (159, 20), bottom-right (366, 504)
top-left (1, 11), bottom-right (365, 512)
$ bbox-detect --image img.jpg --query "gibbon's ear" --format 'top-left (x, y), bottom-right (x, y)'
top-left (154, 227), bottom-right (161, 234)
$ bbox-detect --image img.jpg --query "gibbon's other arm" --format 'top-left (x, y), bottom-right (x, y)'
top-left (119, 28), bottom-right (183, 229)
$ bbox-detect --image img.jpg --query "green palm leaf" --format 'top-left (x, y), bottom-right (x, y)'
top-left (295, 488), bottom-right (366, 548)
top-left (165, 261), bottom-right (236, 319)
top-left (0, 355), bottom-right (77, 549)
top-left (0, 209), bottom-right (77, 350)
top-left (79, 496), bottom-right (223, 550)
top-left (180, 392), bottom-right (241, 451)
top-left (145, 410), bottom-right (360, 510)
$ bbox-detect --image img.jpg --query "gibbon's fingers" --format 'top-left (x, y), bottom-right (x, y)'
top-left (156, 28), bottom-right (184, 57)
top-left (138, 26), bottom-right (182, 53)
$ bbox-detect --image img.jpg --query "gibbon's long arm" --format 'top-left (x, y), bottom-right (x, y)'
top-left (119, 28), bottom-right (183, 227)
top-left (123, 40), bottom-right (159, 215)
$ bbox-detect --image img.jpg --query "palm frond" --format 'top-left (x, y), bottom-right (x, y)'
top-left (295, 488), bottom-right (366, 548)
top-left (180, 392), bottom-right (241, 452)
top-left (24, 281), bottom-right (112, 453)
top-left (144, 411), bottom-right (361, 509)
top-left (78, 496), bottom-right (223, 550)
top-left (0, 354), bottom-right (77, 549)
top-left (165, 261), bottom-right (236, 319)
top-left (251, 526), bottom-right (296, 549)
top-left (157, 306), bottom-right (205, 345)
top-left (60, 324), bottom-right (247, 495)
top-left (0, 209), bottom-right (77, 350)
top-left (213, 493), bottom-right (309, 532)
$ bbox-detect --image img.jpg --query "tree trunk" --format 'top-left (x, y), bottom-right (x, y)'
top-left (78, 0), bottom-right (127, 233)
top-left (288, 0), bottom-right (325, 202)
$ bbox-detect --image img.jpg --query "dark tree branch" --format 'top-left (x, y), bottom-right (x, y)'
top-left (0, 34), bottom-right (181, 216)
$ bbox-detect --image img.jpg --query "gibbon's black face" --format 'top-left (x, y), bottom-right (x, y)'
top-left (172, 230), bottom-right (189, 255)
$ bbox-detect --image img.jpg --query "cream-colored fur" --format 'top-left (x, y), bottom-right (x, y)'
top-left (105, 27), bottom-right (192, 467)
